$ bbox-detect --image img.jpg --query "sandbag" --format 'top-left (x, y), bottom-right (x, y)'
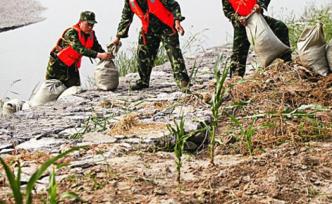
top-left (327, 40), bottom-right (332, 71)
top-left (297, 23), bottom-right (329, 76)
top-left (29, 79), bottom-right (66, 107)
top-left (95, 60), bottom-right (119, 91)
top-left (246, 13), bottom-right (290, 67)
top-left (2, 99), bottom-right (24, 115)
top-left (58, 86), bottom-right (83, 100)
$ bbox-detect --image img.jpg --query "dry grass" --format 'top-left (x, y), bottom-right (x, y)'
top-left (108, 113), bottom-right (167, 135)
top-left (217, 60), bottom-right (332, 154)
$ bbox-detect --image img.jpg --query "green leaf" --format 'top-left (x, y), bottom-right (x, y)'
top-left (25, 147), bottom-right (81, 204)
top-left (0, 158), bottom-right (23, 204)
top-left (61, 192), bottom-right (81, 201)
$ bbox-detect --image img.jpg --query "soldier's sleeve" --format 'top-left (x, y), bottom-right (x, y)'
top-left (162, 0), bottom-right (185, 21)
top-left (65, 29), bottom-right (98, 58)
top-left (116, 0), bottom-right (134, 39)
top-left (92, 32), bottom-right (105, 53)
top-left (258, 0), bottom-right (271, 10)
top-left (222, 0), bottom-right (237, 22)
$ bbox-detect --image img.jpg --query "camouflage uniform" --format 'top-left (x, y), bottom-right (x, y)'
top-left (46, 14), bottom-right (104, 87)
top-left (117, 0), bottom-right (190, 89)
top-left (222, 0), bottom-right (292, 77)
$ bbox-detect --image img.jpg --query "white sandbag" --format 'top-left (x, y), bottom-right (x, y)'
top-left (246, 13), bottom-right (290, 67)
top-left (22, 102), bottom-right (31, 111)
top-left (327, 40), bottom-right (332, 71)
top-left (297, 23), bottom-right (329, 76)
top-left (95, 59), bottom-right (119, 91)
top-left (58, 86), bottom-right (83, 100)
top-left (29, 79), bottom-right (66, 107)
top-left (2, 99), bottom-right (24, 115)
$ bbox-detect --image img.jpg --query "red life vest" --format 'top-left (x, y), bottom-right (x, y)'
top-left (54, 23), bottom-right (94, 68)
top-left (229, 0), bottom-right (257, 16)
top-left (129, 0), bottom-right (176, 43)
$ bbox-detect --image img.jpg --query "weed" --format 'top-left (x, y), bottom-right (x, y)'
top-left (71, 113), bottom-right (114, 139)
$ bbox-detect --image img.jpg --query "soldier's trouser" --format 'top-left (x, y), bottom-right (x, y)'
top-left (136, 28), bottom-right (190, 86)
top-left (230, 15), bottom-right (291, 77)
top-left (45, 56), bottom-right (80, 88)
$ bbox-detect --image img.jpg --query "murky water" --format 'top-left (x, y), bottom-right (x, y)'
top-left (0, 0), bottom-right (329, 100)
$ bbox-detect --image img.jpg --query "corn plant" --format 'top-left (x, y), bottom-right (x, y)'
top-left (0, 147), bottom-right (80, 204)
top-left (229, 115), bottom-right (256, 155)
top-left (167, 115), bottom-right (191, 183)
top-left (209, 55), bottom-right (229, 165)
top-left (48, 167), bottom-right (57, 204)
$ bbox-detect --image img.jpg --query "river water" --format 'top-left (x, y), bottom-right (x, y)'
top-left (0, 0), bottom-right (330, 100)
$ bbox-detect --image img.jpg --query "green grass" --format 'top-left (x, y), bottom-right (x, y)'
top-left (71, 113), bottom-right (113, 139)
top-left (286, 7), bottom-right (332, 51)
top-left (115, 29), bottom-right (207, 77)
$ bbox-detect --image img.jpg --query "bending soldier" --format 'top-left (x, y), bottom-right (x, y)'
top-left (46, 11), bottom-right (111, 87)
top-left (222, 0), bottom-right (292, 77)
top-left (112, 0), bottom-right (190, 91)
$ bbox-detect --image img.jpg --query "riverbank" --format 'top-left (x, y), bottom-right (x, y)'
top-left (0, 44), bottom-right (331, 202)
top-left (0, 0), bottom-right (45, 32)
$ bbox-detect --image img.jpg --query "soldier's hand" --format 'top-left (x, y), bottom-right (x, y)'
top-left (97, 52), bottom-right (112, 60)
top-left (175, 20), bottom-right (185, 36)
top-left (239, 16), bottom-right (248, 26)
top-left (253, 4), bottom-right (262, 13)
top-left (112, 37), bottom-right (121, 46)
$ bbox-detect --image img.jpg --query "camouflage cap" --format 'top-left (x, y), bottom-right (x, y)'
top-left (80, 11), bottom-right (97, 24)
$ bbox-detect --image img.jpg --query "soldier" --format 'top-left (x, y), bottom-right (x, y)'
top-left (222, 0), bottom-right (292, 77)
top-left (112, 0), bottom-right (190, 91)
top-left (46, 11), bottom-right (111, 87)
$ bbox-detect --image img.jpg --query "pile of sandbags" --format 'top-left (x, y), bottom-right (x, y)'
top-left (246, 13), bottom-right (290, 67)
top-left (297, 23), bottom-right (330, 76)
top-left (29, 79), bottom-right (66, 107)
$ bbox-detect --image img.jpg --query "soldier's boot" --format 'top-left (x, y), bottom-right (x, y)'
top-left (130, 80), bottom-right (149, 91)
top-left (280, 51), bottom-right (292, 63)
top-left (177, 80), bottom-right (191, 93)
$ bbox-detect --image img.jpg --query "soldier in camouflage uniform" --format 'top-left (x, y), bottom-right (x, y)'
top-left (46, 11), bottom-right (111, 87)
top-left (222, 0), bottom-right (292, 77)
top-left (112, 0), bottom-right (190, 91)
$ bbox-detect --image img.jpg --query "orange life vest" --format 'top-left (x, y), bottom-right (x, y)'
top-left (229, 0), bottom-right (257, 16)
top-left (54, 23), bottom-right (94, 68)
top-left (129, 0), bottom-right (176, 44)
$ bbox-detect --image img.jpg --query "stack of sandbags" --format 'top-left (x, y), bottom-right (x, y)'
top-left (246, 13), bottom-right (290, 67)
top-left (327, 40), bottom-right (332, 71)
top-left (29, 79), bottom-right (66, 107)
top-left (297, 23), bottom-right (330, 76)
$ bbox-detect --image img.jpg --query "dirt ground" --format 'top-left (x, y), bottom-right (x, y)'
top-left (1, 60), bottom-right (332, 203)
